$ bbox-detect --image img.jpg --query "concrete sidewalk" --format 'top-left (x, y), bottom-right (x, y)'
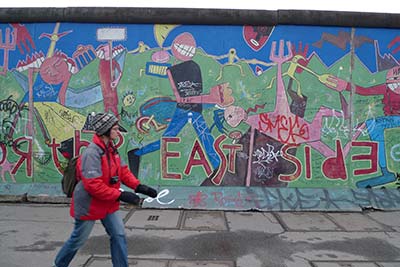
top-left (1, 203), bottom-right (400, 267)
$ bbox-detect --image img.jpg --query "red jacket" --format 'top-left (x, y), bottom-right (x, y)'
top-left (70, 134), bottom-right (140, 220)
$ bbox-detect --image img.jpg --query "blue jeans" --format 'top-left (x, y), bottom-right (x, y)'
top-left (54, 211), bottom-right (128, 267)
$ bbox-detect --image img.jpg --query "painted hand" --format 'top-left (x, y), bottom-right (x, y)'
top-left (210, 83), bottom-right (235, 107)
top-left (321, 75), bottom-right (348, 92)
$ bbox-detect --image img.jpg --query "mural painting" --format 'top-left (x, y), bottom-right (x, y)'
top-left (1, 22), bottom-right (400, 196)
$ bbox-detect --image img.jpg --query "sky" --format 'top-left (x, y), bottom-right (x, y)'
top-left (0, 0), bottom-right (400, 14)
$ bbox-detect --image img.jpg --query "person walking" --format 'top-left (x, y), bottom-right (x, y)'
top-left (53, 112), bottom-right (158, 267)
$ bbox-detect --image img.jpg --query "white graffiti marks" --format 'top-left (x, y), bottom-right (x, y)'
top-left (143, 189), bottom-right (175, 205)
top-left (322, 109), bottom-right (370, 138)
top-left (177, 80), bottom-right (202, 97)
top-left (321, 104), bottom-right (376, 139)
top-left (390, 144), bottom-right (400, 162)
top-left (253, 143), bottom-right (281, 166)
top-left (254, 165), bottom-right (274, 182)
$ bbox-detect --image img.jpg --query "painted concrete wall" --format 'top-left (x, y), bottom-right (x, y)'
top-left (1, 13), bottom-right (400, 208)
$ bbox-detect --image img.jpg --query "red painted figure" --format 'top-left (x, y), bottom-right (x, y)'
top-left (97, 44), bottom-right (122, 118)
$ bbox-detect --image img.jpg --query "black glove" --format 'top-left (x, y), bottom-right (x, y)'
top-left (136, 184), bottom-right (158, 198)
top-left (118, 191), bottom-right (141, 205)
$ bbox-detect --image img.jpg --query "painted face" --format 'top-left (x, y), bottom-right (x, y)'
top-left (224, 106), bottom-right (246, 128)
top-left (122, 93), bottom-right (135, 107)
top-left (386, 66), bottom-right (400, 94)
top-left (171, 32), bottom-right (196, 61)
top-left (40, 56), bottom-right (69, 84)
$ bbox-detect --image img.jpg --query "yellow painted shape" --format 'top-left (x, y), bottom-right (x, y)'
top-left (34, 102), bottom-right (86, 142)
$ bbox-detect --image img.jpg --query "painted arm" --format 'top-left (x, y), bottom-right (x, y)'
top-left (58, 77), bottom-right (71, 105)
top-left (269, 40), bottom-right (293, 113)
top-left (346, 83), bottom-right (387, 96)
top-left (323, 75), bottom-right (387, 95)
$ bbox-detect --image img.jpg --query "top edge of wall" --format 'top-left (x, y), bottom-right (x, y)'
top-left (0, 7), bottom-right (399, 28)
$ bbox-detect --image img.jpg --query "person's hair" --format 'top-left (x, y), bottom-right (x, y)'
top-left (102, 122), bottom-right (118, 137)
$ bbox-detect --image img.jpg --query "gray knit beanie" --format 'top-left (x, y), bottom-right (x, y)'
top-left (91, 113), bottom-right (119, 136)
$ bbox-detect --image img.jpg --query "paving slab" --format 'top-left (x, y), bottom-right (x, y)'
top-left (0, 221), bottom-right (90, 267)
top-left (182, 211), bottom-right (227, 231)
top-left (283, 258), bottom-right (313, 267)
top-left (377, 262), bottom-right (400, 266)
top-left (125, 209), bottom-right (182, 229)
top-left (169, 260), bottom-right (235, 267)
top-left (280, 231), bottom-right (400, 262)
top-left (225, 211), bottom-right (284, 233)
top-left (236, 254), bottom-right (264, 267)
top-left (0, 204), bottom-right (72, 223)
top-left (276, 212), bottom-right (340, 231)
top-left (88, 257), bottom-right (169, 266)
top-left (237, 253), bottom-right (313, 267)
top-left (312, 262), bottom-right (378, 267)
top-left (0, 203), bottom-right (129, 225)
top-left (0, 204), bottom-right (130, 267)
top-left (365, 212), bottom-right (400, 231)
top-left (326, 213), bottom-right (387, 231)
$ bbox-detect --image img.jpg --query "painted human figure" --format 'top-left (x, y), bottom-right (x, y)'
top-left (224, 40), bottom-right (353, 158)
top-left (20, 53), bottom-right (73, 113)
top-left (329, 66), bottom-right (400, 188)
top-left (130, 32), bottom-right (234, 179)
top-left (21, 23), bottom-right (73, 105)
top-left (97, 44), bottom-right (122, 117)
top-left (13, 23), bottom-right (75, 145)
top-left (19, 54), bottom-right (73, 142)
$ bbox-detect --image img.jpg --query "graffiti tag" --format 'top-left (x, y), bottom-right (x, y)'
top-left (258, 113), bottom-right (309, 144)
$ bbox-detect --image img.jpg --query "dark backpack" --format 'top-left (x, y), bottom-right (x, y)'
top-left (61, 156), bottom-right (80, 197)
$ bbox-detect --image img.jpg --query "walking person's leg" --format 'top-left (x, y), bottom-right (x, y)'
top-left (101, 211), bottom-right (128, 267)
top-left (54, 219), bottom-right (95, 267)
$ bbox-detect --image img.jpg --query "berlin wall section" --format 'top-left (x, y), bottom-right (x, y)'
top-left (0, 8), bottom-right (400, 211)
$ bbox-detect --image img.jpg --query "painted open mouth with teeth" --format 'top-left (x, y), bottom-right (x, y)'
top-left (387, 75), bottom-right (400, 93)
top-left (387, 82), bottom-right (400, 93)
top-left (96, 44), bottom-right (125, 59)
top-left (388, 82), bottom-right (400, 91)
top-left (173, 43), bottom-right (196, 58)
top-left (171, 32), bottom-right (197, 61)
